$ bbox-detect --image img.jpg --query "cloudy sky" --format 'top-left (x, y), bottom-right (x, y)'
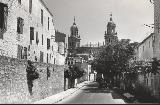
top-left (43, 0), bottom-right (154, 45)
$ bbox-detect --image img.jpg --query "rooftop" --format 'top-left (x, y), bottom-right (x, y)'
top-left (39, 0), bottom-right (53, 17)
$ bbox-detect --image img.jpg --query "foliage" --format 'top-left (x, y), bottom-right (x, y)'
top-left (26, 60), bottom-right (39, 81)
top-left (26, 60), bottom-right (39, 95)
top-left (91, 42), bottom-right (136, 77)
top-left (64, 65), bottom-right (86, 79)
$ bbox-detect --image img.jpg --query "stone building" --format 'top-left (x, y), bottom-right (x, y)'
top-left (0, 0), bottom-right (64, 65)
top-left (104, 14), bottom-right (118, 46)
top-left (55, 30), bottom-right (67, 56)
top-left (136, 33), bottom-right (154, 61)
top-left (153, 0), bottom-right (160, 60)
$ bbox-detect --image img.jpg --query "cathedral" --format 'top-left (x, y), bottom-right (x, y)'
top-left (104, 14), bottom-right (118, 46)
top-left (68, 17), bottom-right (81, 55)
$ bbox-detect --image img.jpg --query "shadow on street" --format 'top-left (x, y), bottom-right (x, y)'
top-left (82, 82), bottom-right (111, 94)
top-left (83, 82), bottom-right (124, 99)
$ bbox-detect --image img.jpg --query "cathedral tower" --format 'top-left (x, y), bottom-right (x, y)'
top-left (68, 17), bottom-right (81, 54)
top-left (104, 14), bottom-right (118, 46)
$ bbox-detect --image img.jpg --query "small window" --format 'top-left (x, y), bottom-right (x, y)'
top-left (47, 53), bottom-right (49, 63)
top-left (30, 27), bottom-right (34, 43)
top-left (36, 32), bottom-right (39, 45)
top-left (40, 51), bottom-right (44, 62)
top-left (47, 38), bottom-right (50, 49)
top-left (42, 34), bottom-right (43, 45)
top-left (24, 47), bottom-right (27, 59)
top-left (0, 3), bottom-right (8, 39)
top-left (41, 9), bottom-right (43, 25)
top-left (29, 0), bottom-right (32, 14)
top-left (17, 17), bottom-right (24, 34)
top-left (48, 17), bottom-right (49, 30)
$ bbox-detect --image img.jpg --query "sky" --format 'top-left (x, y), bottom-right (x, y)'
top-left (43, 0), bottom-right (154, 46)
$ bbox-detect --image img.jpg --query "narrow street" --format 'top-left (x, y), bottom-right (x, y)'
top-left (57, 82), bottom-right (126, 104)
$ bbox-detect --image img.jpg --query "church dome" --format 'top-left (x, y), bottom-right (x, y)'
top-left (107, 16), bottom-right (116, 28)
top-left (71, 23), bottom-right (78, 29)
top-left (70, 17), bottom-right (79, 37)
top-left (71, 17), bottom-right (78, 29)
top-left (108, 21), bottom-right (116, 26)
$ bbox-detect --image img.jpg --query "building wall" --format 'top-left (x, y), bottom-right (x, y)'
top-left (153, 0), bottom-right (160, 60)
top-left (0, 56), bottom-right (65, 104)
top-left (0, 0), bottom-right (65, 65)
top-left (138, 35), bottom-right (154, 61)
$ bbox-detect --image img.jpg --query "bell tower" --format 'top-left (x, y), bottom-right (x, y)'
top-left (104, 14), bottom-right (118, 46)
top-left (68, 17), bottom-right (81, 54)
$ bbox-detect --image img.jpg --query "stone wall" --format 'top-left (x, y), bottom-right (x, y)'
top-left (0, 56), bottom-right (65, 104)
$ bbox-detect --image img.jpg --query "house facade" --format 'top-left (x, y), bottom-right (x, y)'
top-left (0, 0), bottom-right (64, 65)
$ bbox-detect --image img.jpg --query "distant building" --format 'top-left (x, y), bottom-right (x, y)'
top-left (104, 14), bottom-right (118, 46)
top-left (55, 30), bottom-right (67, 56)
top-left (68, 17), bottom-right (81, 55)
top-left (137, 33), bottom-right (154, 61)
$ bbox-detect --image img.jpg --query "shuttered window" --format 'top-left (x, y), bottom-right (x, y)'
top-left (0, 3), bottom-right (8, 39)
top-left (40, 51), bottom-right (43, 62)
top-left (29, 0), bottom-right (32, 14)
top-left (47, 38), bottom-right (50, 49)
top-left (36, 32), bottom-right (39, 45)
top-left (41, 9), bottom-right (43, 25)
top-left (30, 27), bottom-right (34, 40)
top-left (17, 17), bottom-right (24, 34)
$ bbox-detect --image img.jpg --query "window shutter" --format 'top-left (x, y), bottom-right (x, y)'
top-left (30, 27), bottom-right (34, 40)
top-left (36, 32), bottom-right (39, 45)
top-left (47, 38), bottom-right (50, 49)
top-left (3, 6), bottom-right (8, 31)
top-left (24, 47), bottom-right (27, 59)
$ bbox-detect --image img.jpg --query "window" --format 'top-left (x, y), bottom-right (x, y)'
top-left (23, 47), bottom-right (27, 59)
top-left (18, 0), bottom-right (21, 4)
top-left (17, 45), bottom-right (27, 59)
top-left (30, 27), bottom-right (34, 44)
top-left (149, 41), bottom-right (150, 48)
top-left (48, 17), bottom-right (49, 30)
top-left (40, 51), bottom-right (43, 62)
top-left (42, 34), bottom-right (43, 45)
top-left (17, 45), bottom-right (22, 59)
top-left (47, 38), bottom-right (50, 49)
top-left (36, 32), bottom-right (39, 45)
top-left (41, 9), bottom-right (43, 25)
top-left (52, 19), bottom-right (54, 25)
top-left (47, 53), bottom-right (48, 63)
top-left (29, 0), bottom-right (32, 14)
top-left (17, 17), bottom-right (24, 34)
top-left (54, 58), bottom-right (56, 64)
top-left (143, 46), bottom-right (144, 52)
top-left (0, 3), bottom-right (8, 39)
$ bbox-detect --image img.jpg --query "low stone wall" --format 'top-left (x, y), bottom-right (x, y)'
top-left (0, 56), bottom-right (65, 104)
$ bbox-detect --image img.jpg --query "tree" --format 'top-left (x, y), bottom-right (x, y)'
top-left (64, 65), bottom-right (86, 88)
top-left (91, 41), bottom-right (136, 87)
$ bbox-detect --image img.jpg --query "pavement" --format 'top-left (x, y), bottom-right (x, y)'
top-left (33, 81), bottom-right (92, 104)
top-left (57, 82), bottom-right (126, 104)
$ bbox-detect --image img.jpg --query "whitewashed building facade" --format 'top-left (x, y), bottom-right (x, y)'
top-left (0, 0), bottom-right (65, 65)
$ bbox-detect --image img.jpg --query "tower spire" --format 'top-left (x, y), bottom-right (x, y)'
top-left (110, 13), bottom-right (113, 21)
top-left (73, 16), bottom-right (76, 25)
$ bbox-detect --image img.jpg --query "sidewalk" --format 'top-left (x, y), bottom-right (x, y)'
top-left (33, 81), bottom-right (91, 104)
